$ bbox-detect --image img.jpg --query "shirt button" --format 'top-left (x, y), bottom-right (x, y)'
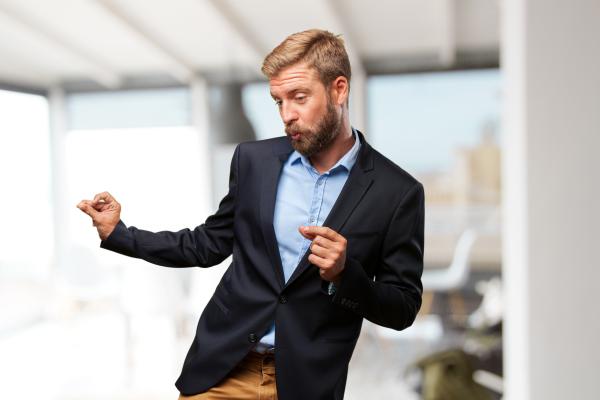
top-left (248, 333), bottom-right (258, 343)
top-left (279, 295), bottom-right (288, 304)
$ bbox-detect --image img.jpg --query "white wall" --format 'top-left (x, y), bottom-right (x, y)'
top-left (502, 0), bottom-right (600, 399)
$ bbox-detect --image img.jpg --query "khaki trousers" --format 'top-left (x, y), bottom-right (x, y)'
top-left (178, 350), bottom-right (277, 400)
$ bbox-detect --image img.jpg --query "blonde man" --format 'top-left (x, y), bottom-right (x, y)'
top-left (78, 29), bottom-right (424, 400)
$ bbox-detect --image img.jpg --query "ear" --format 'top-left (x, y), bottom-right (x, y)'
top-left (330, 76), bottom-right (349, 106)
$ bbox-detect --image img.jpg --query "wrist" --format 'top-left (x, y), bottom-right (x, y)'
top-left (100, 222), bottom-right (118, 241)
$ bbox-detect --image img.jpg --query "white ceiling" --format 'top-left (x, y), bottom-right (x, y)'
top-left (0, 0), bottom-right (499, 92)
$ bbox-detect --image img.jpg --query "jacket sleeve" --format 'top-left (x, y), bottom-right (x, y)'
top-left (99, 144), bottom-right (240, 268)
top-left (330, 182), bottom-right (425, 330)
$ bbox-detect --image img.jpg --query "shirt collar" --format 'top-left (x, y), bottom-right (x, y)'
top-left (289, 127), bottom-right (361, 174)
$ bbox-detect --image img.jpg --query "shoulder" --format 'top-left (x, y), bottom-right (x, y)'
top-left (359, 141), bottom-right (424, 208)
top-left (237, 136), bottom-right (289, 153)
top-left (369, 143), bottom-right (421, 187)
top-left (234, 136), bottom-right (292, 173)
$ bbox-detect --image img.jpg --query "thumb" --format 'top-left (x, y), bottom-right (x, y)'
top-left (77, 201), bottom-right (100, 220)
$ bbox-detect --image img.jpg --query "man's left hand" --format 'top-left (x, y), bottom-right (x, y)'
top-left (299, 225), bottom-right (347, 284)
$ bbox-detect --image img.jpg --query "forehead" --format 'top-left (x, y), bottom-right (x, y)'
top-left (269, 63), bottom-right (321, 96)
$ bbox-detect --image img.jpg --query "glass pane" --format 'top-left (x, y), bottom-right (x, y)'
top-left (0, 89), bottom-right (52, 280)
top-left (67, 88), bottom-right (190, 130)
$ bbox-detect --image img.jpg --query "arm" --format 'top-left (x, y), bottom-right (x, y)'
top-left (98, 144), bottom-right (240, 268)
top-left (334, 183), bottom-right (424, 330)
top-left (327, 183), bottom-right (425, 330)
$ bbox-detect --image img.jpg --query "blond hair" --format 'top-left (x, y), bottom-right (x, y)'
top-left (261, 29), bottom-right (352, 93)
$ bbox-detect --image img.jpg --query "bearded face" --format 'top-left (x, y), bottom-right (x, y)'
top-left (284, 93), bottom-right (342, 158)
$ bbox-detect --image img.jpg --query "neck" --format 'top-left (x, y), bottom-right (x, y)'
top-left (309, 116), bottom-right (354, 174)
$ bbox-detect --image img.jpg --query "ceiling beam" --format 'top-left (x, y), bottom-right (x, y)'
top-left (0, 2), bottom-right (121, 88)
top-left (0, 80), bottom-right (47, 96)
top-left (0, 45), bottom-right (56, 88)
top-left (204, 0), bottom-right (268, 63)
top-left (94, 0), bottom-right (196, 83)
top-left (323, 0), bottom-right (366, 77)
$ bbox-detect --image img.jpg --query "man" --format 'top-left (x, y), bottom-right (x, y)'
top-left (77, 29), bottom-right (424, 400)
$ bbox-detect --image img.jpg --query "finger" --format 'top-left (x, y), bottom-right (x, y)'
top-left (92, 201), bottom-right (112, 212)
top-left (308, 253), bottom-right (334, 270)
top-left (93, 191), bottom-right (115, 205)
top-left (78, 200), bottom-right (103, 213)
top-left (77, 202), bottom-right (99, 219)
top-left (311, 234), bottom-right (336, 250)
top-left (298, 225), bottom-right (317, 239)
top-left (300, 225), bottom-right (343, 242)
top-left (309, 243), bottom-right (330, 258)
top-left (77, 200), bottom-right (93, 210)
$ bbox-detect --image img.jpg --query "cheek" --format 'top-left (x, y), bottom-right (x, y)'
top-left (303, 105), bottom-right (326, 126)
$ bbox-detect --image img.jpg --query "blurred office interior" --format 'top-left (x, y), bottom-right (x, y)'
top-left (0, 0), bottom-right (598, 399)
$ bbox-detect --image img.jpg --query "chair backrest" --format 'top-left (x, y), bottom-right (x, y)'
top-left (446, 228), bottom-right (478, 288)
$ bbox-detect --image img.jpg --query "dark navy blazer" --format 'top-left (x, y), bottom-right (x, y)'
top-left (100, 129), bottom-right (425, 400)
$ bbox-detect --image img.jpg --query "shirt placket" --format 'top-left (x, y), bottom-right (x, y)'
top-left (295, 170), bottom-right (328, 266)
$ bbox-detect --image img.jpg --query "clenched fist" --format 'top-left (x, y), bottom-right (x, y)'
top-left (76, 191), bottom-right (121, 241)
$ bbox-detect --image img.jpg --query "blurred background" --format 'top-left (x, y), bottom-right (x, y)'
top-left (0, 0), bottom-right (597, 399)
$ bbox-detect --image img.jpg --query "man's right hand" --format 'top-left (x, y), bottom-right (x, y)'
top-left (77, 191), bottom-right (122, 241)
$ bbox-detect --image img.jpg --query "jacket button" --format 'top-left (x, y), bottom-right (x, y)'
top-left (279, 295), bottom-right (288, 304)
top-left (248, 333), bottom-right (258, 343)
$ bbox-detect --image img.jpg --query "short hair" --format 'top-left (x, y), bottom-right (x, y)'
top-left (261, 29), bottom-right (352, 93)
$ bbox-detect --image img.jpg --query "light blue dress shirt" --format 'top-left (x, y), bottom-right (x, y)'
top-left (255, 127), bottom-right (362, 351)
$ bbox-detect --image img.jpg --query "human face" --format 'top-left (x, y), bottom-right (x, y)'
top-left (269, 64), bottom-right (341, 157)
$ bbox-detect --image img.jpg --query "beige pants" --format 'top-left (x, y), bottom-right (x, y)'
top-left (178, 350), bottom-right (277, 400)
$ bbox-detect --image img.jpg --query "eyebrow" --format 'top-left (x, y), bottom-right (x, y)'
top-left (270, 87), bottom-right (310, 99)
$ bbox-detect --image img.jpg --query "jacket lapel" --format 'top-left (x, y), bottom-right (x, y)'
top-left (259, 130), bottom-right (376, 291)
top-left (259, 138), bottom-right (294, 290)
top-left (285, 130), bottom-right (375, 288)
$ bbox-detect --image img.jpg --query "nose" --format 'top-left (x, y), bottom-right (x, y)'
top-left (280, 102), bottom-right (298, 125)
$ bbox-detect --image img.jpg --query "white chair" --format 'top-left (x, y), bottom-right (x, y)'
top-left (422, 228), bottom-right (478, 292)
top-left (420, 229), bottom-right (478, 319)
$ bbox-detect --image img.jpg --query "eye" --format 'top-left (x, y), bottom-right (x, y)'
top-left (295, 94), bottom-right (307, 103)
top-left (274, 99), bottom-right (282, 107)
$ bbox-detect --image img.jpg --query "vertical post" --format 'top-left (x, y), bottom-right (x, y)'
top-left (349, 68), bottom-right (367, 134)
top-left (190, 76), bottom-right (214, 211)
top-left (48, 86), bottom-right (68, 276)
top-left (502, 0), bottom-right (600, 399)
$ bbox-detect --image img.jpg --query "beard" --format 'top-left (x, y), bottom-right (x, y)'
top-left (285, 97), bottom-right (341, 158)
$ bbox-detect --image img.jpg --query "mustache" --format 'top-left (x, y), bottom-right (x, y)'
top-left (285, 124), bottom-right (310, 136)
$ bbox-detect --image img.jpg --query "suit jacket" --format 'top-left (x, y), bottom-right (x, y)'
top-left (100, 129), bottom-right (425, 400)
